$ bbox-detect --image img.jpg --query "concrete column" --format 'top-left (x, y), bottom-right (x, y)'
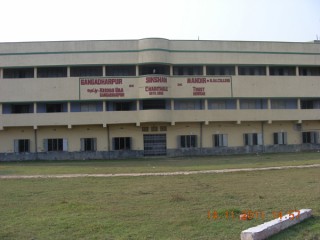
top-left (0, 103), bottom-right (2, 114)
top-left (170, 65), bottom-right (173, 76)
top-left (67, 67), bottom-right (71, 77)
top-left (203, 65), bottom-right (207, 76)
top-left (103, 101), bottom-right (106, 111)
top-left (34, 67), bottom-right (37, 78)
top-left (33, 102), bottom-right (37, 114)
top-left (236, 99), bottom-right (240, 110)
top-left (235, 66), bottom-right (239, 76)
top-left (171, 99), bottom-right (174, 110)
top-left (136, 65), bottom-right (139, 76)
top-left (103, 66), bottom-right (106, 76)
top-left (267, 99), bottom-right (271, 109)
top-left (67, 102), bottom-right (71, 112)
top-left (266, 66), bottom-right (270, 76)
top-left (204, 99), bottom-right (208, 110)
top-left (136, 100), bottom-right (140, 110)
top-left (297, 98), bottom-right (301, 109)
top-left (0, 68), bottom-right (2, 78)
top-left (296, 66), bottom-right (299, 76)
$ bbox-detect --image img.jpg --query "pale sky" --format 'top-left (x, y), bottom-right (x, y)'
top-left (1, 0), bottom-right (319, 43)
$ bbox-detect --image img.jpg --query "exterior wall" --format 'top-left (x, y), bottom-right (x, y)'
top-left (0, 38), bottom-right (320, 160)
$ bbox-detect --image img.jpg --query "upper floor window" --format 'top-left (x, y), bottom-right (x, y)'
top-left (301, 99), bottom-right (320, 109)
top-left (207, 65), bottom-right (235, 75)
top-left (271, 99), bottom-right (297, 109)
top-left (173, 66), bottom-right (203, 75)
top-left (106, 65), bottom-right (136, 76)
top-left (70, 66), bottom-right (102, 77)
top-left (107, 101), bottom-right (137, 111)
top-left (269, 66), bottom-right (296, 76)
top-left (299, 66), bottom-right (320, 76)
top-left (46, 103), bottom-right (63, 113)
top-left (141, 100), bottom-right (167, 110)
top-left (139, 65), bottom-right (170, 75)
top-left (3, 68), bottom-right (34, 78)
top-left (174, 100), bottom-right (203, 110)
top-left (240, 99), bottom-right (267, 109)
top-left (208, 99), bottom-right (236, 110)
top-left (37, 67), bottom-right (67, 78)
top-left (11, 104), bottom-right (33, 114)
top-left (238, 66), bottom-right (266, 76)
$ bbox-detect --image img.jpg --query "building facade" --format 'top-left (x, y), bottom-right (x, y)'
top-left (0, 38), bottom-right (320, 160)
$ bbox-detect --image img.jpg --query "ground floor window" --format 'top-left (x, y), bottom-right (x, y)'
top-left (44, 139), bottom-right (67, 151)
top-left (14, 139), bottom-right (30, 153)
top-left (180, 135), bottom-right (197, 148)
top-left (273, 132), bottom-right (287, 145)
top-left (80, 138), bottom-right (97, 151)
top-left (243, 133), bottom-right (262, 146)
top-left (113, 137), bottom-right (131, 150)
top-left (302, 132), bottom-right (318, 144)
top-left (213, 134), bottom-right (228, 147)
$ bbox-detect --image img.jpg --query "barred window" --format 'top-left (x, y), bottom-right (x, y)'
top-left (113, 137), bottom-right (131, 150)
top-left (180, 135), bottom-right (197, 148)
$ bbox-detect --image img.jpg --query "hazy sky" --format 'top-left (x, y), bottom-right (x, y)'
top-left (1, 0), bottom-right (319, 42)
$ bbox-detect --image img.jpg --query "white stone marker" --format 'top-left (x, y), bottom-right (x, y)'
top-left (241, 209), bottom-right (312, 240)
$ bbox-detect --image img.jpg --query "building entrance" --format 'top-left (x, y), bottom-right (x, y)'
top-left (143, 134), bottom-right (167, 156)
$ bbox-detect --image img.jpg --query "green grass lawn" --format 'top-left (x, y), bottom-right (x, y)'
top-left (1, 152), bottom-right (320, 176)
top-left (0, 153), bottom-right (319, 239)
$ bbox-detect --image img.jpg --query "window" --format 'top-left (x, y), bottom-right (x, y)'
top-left (3, 68), bottom-right (34, 78)
top-left (46, 103), bottom-right (63, 113)
top-left (142, 100), bottom-right (167, 110)
top-left (139, 65), bottom-right (170, 75)
top-left (106, 65), bottom-right (136, 76)
top-left (14, 139), bottom-right (30, 153)
top-left (173, 66), bottom-right (203, 75)
top-left (142, 127), bottom-right (149, 132)
top-left (240, 99), bottom-right (267, 109)
top-left (44, 139), bottom-right (67, 151)
top-left (70, 66), bottom-right (102, 77)
top-left (37, 67), bottom-right (67, 78)
top-left (207, 65), bottom-right (235, 75)
top-left (113, 101), bottom-right (135, 111)
top-left (273, 132), bottom-right (287, 145)
top-left (210, 100), bottom-right (227, 109)
top-left (113, 137), bottom-right (131, 150)
top-left (243, 133), bottom-right (263, 146)
top-left (238, 66), bottom-right (266, 75)
top-left (302, 132), bottom-right (318, 144)
top-left (151, 126), bottom-right (158, 132)
top-left (159, 126), bottom-right (167, 131)
top-left (271, 99), bottom-right (297, 109)
top-left (180, 135), bottom-right (197, 148)
top-left (213, 134), bottom-right (228, 147)
top-left (11, 104), bottom-right (32, 113)
top-left (174, 100), bottom-right (203, 110)
top-left (80, 102), bottom-right (97, 112)
top-left (80, 138), bottom-right (97, 151)
top-left (299, 67), bottom-right (320, 76)
top-left (208, 99), bottom-right (236, 110)
top-left (269, 66), bottom-right (296, 76)
top-left (301, 100), bottom-right (320, 109)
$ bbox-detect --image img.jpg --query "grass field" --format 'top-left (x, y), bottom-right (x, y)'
top-left (0, 153), bottom-right (320, 240)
